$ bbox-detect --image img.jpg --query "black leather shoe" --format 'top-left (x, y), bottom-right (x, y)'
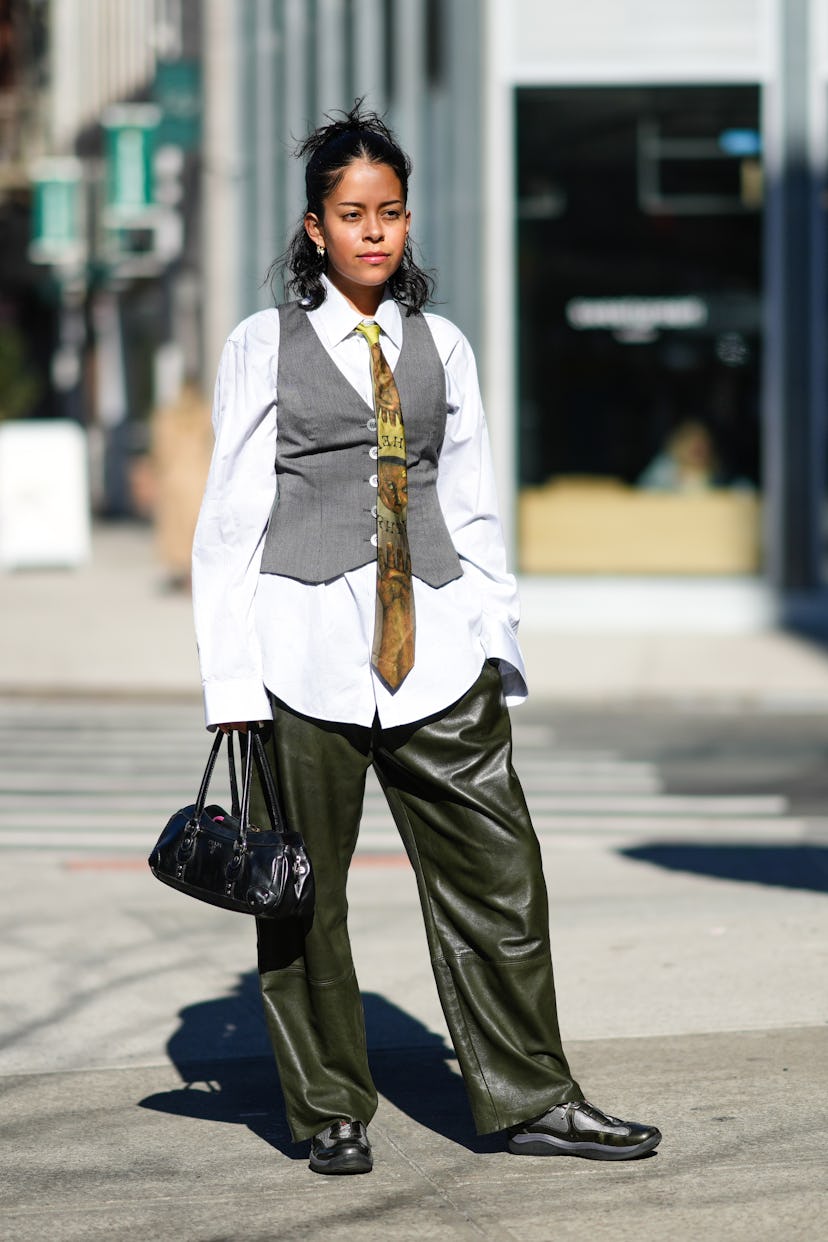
top-left (309, 1119), bottom-right (373, 1175)
top-left (508, 1100), bottom-right (661, 1161)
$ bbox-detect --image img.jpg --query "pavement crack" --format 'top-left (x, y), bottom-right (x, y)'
top-left (379, 1128), bottom-right (515, 1241)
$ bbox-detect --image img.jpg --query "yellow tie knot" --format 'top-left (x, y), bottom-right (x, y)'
top-left (356, 321), bottom-right (381, 347)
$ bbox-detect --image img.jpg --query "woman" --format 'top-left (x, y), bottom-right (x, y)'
top-left (192, 103), bottom-right (661, 1175)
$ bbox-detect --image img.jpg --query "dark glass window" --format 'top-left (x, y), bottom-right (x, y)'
top-left (516, 86), bottom-right (762, 575)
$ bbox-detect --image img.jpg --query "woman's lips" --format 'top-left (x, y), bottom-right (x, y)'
top-left (359, 254), bottom-right (389, 264)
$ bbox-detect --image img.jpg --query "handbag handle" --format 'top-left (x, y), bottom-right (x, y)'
top-left (238, 726), bottom-right (286, 840)
top-left (226, 732), bottom-right (241, 817)
top-left (193, 729), bottom-right (224, 820)
top-left (192, 726), bottom-right (284, 841)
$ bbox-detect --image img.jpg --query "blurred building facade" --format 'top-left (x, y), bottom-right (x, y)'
top-left (0, 0), bottom-right (202, 520)
top-left (3, 1), bottom-right (828, 627)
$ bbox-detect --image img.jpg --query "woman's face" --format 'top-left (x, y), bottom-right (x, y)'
top-left (305, 159), bottom-right (411, 312)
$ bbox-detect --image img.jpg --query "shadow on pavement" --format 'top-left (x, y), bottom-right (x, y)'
top-left (138, 976), bottom-right (498, 1156)
top-left (620, 843), bottom-right (828, 893)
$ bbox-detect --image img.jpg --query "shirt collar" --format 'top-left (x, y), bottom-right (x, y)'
top-left (308, 274), bottom-right (402, 350)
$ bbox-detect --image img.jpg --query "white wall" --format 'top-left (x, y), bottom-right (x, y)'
top-left (507, 0), bottom-right (770, 82)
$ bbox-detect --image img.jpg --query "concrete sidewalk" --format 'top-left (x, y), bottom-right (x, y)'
top-left (4, 521), bottom-right (828, 705)
top-left (2, 787), bottom-right (825, 1242)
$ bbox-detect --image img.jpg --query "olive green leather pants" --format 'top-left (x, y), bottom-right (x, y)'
top-left (253, 661), bottom-right (581, 1141)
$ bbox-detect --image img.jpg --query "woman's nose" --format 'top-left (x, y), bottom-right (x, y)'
top-left (364, 216), bottom-right (383, 239)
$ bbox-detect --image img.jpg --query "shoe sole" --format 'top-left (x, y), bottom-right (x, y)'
top-left (508, 1129), bottom-right (662, 1161)
top-left (309, 1151), bottom-right (373, 1175)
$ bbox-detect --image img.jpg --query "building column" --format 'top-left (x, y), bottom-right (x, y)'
top-left (482, 0), bottom-right (517, 558)
top-left (762, 0), bottom-right (826, 593)
top-left (353, 0), bottom-right (387, 115)
top-left (390, 0), bottom-right (426, 233)
top-left (201, 0), bottom-right (245, 383)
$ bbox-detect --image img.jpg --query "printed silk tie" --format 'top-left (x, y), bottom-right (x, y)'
top-left (355, 320), bottom-right (415, 690)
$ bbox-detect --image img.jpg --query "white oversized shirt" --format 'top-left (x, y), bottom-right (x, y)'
top-left (192, 276), bottom-right (528, 729)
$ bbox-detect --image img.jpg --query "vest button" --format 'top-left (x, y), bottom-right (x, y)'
top-left (369, 445), bottom-right (379, 460)
top-left (369, 474), bottom-right (378, 487)
top-left (371, 505), bottom-right (378, 518)
top-left (367, 417), bottom-right (377, 431)
top-left (370, 533), bottom-right (378, 547)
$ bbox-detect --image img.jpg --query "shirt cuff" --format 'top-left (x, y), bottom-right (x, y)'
top-left (483, 621), bottom-right (529, 705)
top-left (202, 678), bottom-right (274, 730)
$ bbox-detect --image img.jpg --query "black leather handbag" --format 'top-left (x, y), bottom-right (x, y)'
top-left (148, 726), bottom-right (314, 918)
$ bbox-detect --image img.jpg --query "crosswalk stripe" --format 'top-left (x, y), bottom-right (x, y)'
top-left (0, 739), bottom-right (209, 755)
top-left (0, 790), bottom-right (785, 817)
top-left (0, 831), bottom-right (153, 849)
top-left (518, 756), bottom-right (658, 773)
top-left (0, 807), bottom-right (799, 830)
top-left (0, 698), bottom-right (804, 856)
top-left (0, 817), bottom-right (812, 852)
top-left (524, 793), bottom-right (788, 815)
top-left (0, 775), bottom-right (213, 793)
top-left (0, 773), bottom-right (661, 795)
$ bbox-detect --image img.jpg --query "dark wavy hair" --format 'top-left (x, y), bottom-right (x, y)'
top-left (270, 100), bottom-right (435, 315)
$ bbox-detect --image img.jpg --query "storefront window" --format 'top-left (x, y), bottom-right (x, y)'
top-left (516, 85), bottom-right (762, 575)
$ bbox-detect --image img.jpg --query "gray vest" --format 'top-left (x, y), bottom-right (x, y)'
top-left (260, 302), bottom-right (463, 587)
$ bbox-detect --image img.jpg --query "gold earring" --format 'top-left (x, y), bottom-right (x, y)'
top-left (316, 244), bottom-right (325, 258)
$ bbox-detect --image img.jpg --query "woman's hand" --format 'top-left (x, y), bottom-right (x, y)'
top-left (218, 721), bottom-right (248, 734)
